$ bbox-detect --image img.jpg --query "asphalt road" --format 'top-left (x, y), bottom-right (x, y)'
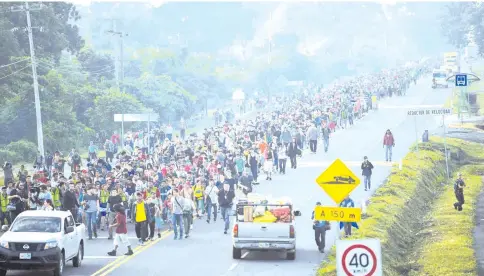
top-left (4, 77), bottom-right (453, 276)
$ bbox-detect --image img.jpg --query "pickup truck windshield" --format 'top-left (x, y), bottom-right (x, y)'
top-left (10, 217), bottom-right (61, 233)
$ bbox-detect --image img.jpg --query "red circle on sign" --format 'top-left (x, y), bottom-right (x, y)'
top-left (342, 244), bottom-right (377, 276)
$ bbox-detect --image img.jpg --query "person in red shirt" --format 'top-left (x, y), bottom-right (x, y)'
top-left (108, 204), bottom-right (133, 256)
top-left (111, 132), bottom-right (120, 145)
top-left (383, 129), bottom-right (395, 162)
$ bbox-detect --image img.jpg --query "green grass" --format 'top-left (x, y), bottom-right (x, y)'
top-left (415, 164), bottom-right (484, 276)
top-left (317, 137), bottom-right (484, 276)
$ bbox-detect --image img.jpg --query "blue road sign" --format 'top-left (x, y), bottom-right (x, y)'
top-left (455, 74), bottom-right (467, 87)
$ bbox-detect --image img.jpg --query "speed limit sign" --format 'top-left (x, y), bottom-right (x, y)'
top-left (336, 239), bottom-right (382, 276)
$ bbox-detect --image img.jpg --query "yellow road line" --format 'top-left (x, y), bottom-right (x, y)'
top-left (97, 230), bottom-right (173, 276)
top-left (91, 230), bottom-right (171, 276)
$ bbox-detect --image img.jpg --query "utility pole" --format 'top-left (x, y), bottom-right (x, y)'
top-left (106, 22), bottom-right (127, 91)
top-left (267, 12), bottom-right (273, 105)
top-left (12, 2), bottom-right (44, 157)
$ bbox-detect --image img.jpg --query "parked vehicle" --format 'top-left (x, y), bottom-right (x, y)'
top-left (0, 210), bottom-right (85, 276)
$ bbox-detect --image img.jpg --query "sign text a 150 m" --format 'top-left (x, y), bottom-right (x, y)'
top-left (314, 206), bottom-right (361, 222)
top-left (407, 108), bottom-right (452, 116)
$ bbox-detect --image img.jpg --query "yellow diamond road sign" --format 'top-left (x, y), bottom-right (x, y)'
top-left (315, 158), bottom-right (360, 204)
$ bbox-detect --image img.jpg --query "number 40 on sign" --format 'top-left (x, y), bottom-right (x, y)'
top-left (336, 239), bottom-right (382, 276)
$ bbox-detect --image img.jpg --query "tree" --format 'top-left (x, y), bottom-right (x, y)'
top-left (87, 88), bottom-right (147, 134)
top-left (77, 47), bottom-right (115, 80)
top-left (0, 2), bottom-right (84, 65)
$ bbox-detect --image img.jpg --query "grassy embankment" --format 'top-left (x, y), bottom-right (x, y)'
top-left (318, 137), bottom-right (484, 276)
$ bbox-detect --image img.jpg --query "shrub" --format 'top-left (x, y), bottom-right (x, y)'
top-left (4, 139), bottom-right (38, 164)
top-left (0, 149), bottom-right (20, 165)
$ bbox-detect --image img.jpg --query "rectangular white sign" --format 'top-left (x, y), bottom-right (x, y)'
top-left (407, 108), bottom-right (451, 116)
top-left (336, 239), bottom-right (382, 276)
top-left (114, 113), bottom-right (159, 122)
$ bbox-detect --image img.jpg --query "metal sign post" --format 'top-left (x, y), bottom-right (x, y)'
top-left (442, 114), bottom-right (450, 179)
top-left (407, 107), bottom-right (452, 179)
top-left (114, 113), bottom-right (159, 151)
top-left (121, 114), bottom-right (125, 147)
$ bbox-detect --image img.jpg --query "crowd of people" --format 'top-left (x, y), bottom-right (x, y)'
top-left (0, 62), bottom-right (427, 255)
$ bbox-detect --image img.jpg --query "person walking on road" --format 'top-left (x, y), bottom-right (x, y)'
top-left (171, 189), bottom-right (185, 240)
top-left (218, 183), bottom-right (235, 234)
top-left (312, 202), bottom-right (330, 253)
top-left (62, 183), bottom-right (79, 222)
top-left (454, 172), bottom-right (466, 211)
top-left (277, 143), bottom-right (287, 174)
top-left (361, 156), bottom-right (374, 191)
top-left (307, 124), bottom-right (319, 153)
top-left (107, 190), bottom-right (123, 239)
top-left (340, 195), bottom-right (355, 237)
top-left (205, 180), bottom-right (219, 223)
top-left (131, 192), bottom-right (151, 245)
top-left (383, 129), bottom-right (395, 162)
top-left (287, 138), bottom-right (299, 169)
top-left (182, 191), bottom-right (195, 238)
top-left (83, 186), bottom-right (99, 240)
top-left (321, 121), bottom-right (331, 153)
top-left (107, 203), bottom-right (133, 256)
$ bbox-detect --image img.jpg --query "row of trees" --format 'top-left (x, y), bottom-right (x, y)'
top-left (0, 2), bottom-right (237, 164)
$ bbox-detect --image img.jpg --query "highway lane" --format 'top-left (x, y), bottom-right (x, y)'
top-left (4, 223), bottom-right (171, 276)
top-left (55, 77), bottom-right (451, 276)
top-left (3, 77), bottom-right (453, 276)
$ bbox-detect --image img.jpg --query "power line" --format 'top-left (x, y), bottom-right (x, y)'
top-left (0, 65), bottom-right (30, 80)
top-left (38, 59), bottom-right (110, 70)
top-left (0, 58), bottom-right (30, 69)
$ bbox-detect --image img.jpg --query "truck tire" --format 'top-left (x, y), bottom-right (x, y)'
top-left (54, 252), bottom-right (65, 276)
top-left (232, 247), bottom-right (242, 259)
top-left (0, 269), bottom-right (6, 276)
top-left (286, 251), bottom-right (296, 260)
top-left (73, 243), bottom-right (83, 267)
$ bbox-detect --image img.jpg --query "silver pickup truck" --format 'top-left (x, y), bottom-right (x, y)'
top-left (232, 202), bottom-right (301, 260)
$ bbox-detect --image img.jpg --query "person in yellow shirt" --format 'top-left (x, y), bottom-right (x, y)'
top-left (192, 180), bottom-right (205, 218)
top-left (130, 192), bottom-right (151, 245)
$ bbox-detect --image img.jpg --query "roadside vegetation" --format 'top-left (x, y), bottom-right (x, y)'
top-left (415, 164), bottom-right (484, 276)
top-left (318, 137), bottom-right (484, 276)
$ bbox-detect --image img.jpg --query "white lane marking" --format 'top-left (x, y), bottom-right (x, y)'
top-left (228, 252), bottom-right (249, 271)
top-left (84, 256), bottom-right (119, 259)
top-left (228, 263), bottom-right (237, 271)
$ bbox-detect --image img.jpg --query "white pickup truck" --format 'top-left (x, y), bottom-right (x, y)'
top-left (232, 200), bottom-right (301, 260)
top-left (0, 210), bottom-right (86, 276)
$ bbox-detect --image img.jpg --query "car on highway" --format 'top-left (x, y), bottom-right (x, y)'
top-left (232, 198), bottom-right (301, 260)
top-left (432, 69), bottom-right (449, 89)
top-left (0, 210), bottom-right (85, 276)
